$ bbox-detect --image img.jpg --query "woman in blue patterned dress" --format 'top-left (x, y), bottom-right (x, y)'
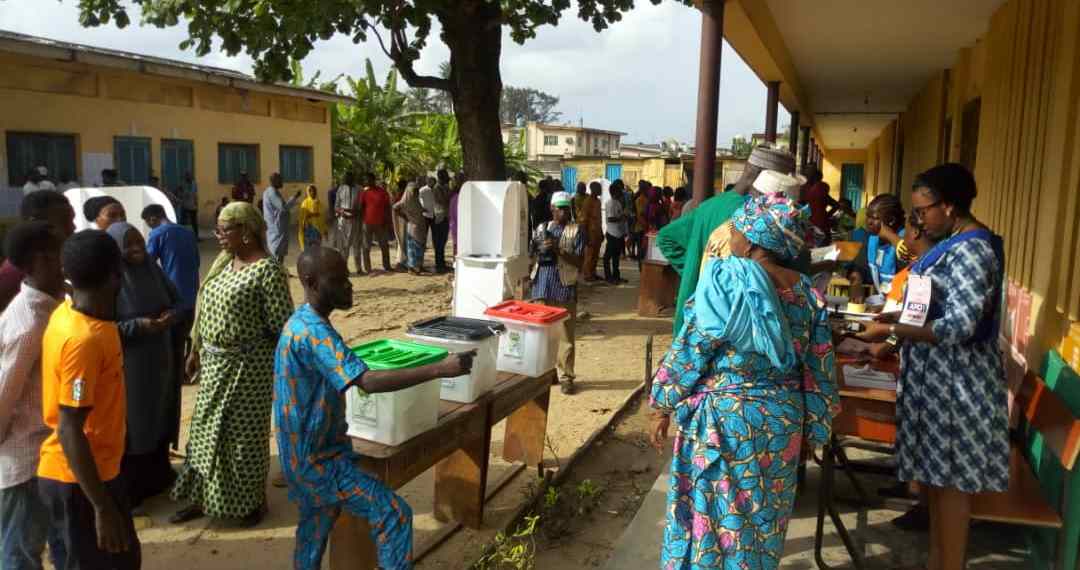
top-left (650, 194), bottom-right (838, 570)
top-left (857, 164), bottom-right (1007, 570)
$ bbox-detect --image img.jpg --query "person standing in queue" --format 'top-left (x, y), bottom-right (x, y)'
top-left (275, 246), bottom-right (474, 570)
top-left (38, 230), bottom-right (140, 569)
top-left (530, 192), bottom-right (584, 395)
top-left (857, 163), bottom-right (1007, 570)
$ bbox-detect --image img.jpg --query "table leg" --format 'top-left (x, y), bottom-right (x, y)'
top-left (502, 389), bottom-right (551, 467)
top-left (434, 407), bottom-right (490, 529)
top-left (329, 511), bottom-right (378, 570)
top-left (814, 440), bottom-right (866, 570)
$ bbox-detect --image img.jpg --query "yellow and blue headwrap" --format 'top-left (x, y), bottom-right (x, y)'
top-left (730, 194), bottom-right (812, 262)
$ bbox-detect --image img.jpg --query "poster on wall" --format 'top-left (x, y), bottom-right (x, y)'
top-left (81, 153), bottom-right (114, 187)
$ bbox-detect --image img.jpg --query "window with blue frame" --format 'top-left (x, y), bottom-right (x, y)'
top-left (6, 132), bottom-right (77, 186)
top-left (218, 143), bottom-right (259, 184)
top-left (279, 146), bottom-right (313, 183)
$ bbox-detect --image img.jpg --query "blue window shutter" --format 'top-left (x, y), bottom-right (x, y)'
top-left (561, 166), bottom-right (577, 193)
top-left (605, 163), bottom-right (623, 182)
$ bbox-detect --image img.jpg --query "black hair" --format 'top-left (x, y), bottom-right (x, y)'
top-left (83, 196), bottom-right (120, 223)
top-left (20, 190), bottom-right (71, 221)
top-left (589, 181), bottom-right (602, 192)
top-left (141, 204), bottom-right (168, 221)
top-left (4, 221), bottom-right (59, 270)
top-left (674, 187), bottom-right (689, 201)
top-left (663, 186), bottom-right (674, 198)
top-left (576, 181), bottom-right (586, 192)
top-left (868, 194), bottom-right (905, 229)
top-left (913, 163), bottom-right (977, 213)
top-left (62, 230), bottom-right (121, 289)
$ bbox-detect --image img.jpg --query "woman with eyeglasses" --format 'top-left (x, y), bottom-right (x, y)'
top-left (857, 163), bottom-right (1007, 570)
top-left (170, 201), bottom-right (293, 527)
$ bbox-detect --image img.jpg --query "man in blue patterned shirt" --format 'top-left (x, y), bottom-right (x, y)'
top-left (273, 247), bottom-right (473, 570)
top-left (530, 191), bottom-right (585, 394)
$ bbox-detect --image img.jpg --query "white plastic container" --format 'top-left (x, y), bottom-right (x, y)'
top-left (484, 301), bottom-right (570, 377)
top-left (453, 255), bottom-right (530, 320)
top-left (405, 317), bottom-right (504, 403)
top-left (456, 181), bottom-right (529, 259)
top-left (65, 186), bottom-right (178, 238)
top-left (345, 381), bottom-right (440, 446)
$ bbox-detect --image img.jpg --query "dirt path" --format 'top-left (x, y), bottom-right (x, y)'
top-left (119, 239), bottom-right (673, 570)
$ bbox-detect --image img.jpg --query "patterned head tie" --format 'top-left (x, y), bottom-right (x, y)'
top-left (730, 194), bottom-right (812, 261)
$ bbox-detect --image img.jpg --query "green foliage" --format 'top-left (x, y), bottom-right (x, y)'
top-left (731, 136), bottom-right (753, 159)
top-left (75, 0), bottom-right (689, 85)
top-left (472, 515), bottom-right (539, 570)
top-left (330, 60), bottom-right (414, 180)
top-left (500, 86), bottom-right (561, 125)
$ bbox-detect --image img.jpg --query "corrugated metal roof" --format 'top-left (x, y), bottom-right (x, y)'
top-left (0, 29), bottom-right (354, 104)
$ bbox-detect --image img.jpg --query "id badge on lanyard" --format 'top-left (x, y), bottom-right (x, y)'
top-left (899, 274), bottom-right (932, 327)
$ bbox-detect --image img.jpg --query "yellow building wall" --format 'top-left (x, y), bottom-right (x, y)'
top-left (898, 72), bottom-right (948, 209)
top-left (896, 0), bottom-right (1080, 362)
top-left (0, 52), bottom-right (333, 226)
top-left (821, 149), bottom-right (867, 200)
top-left (875, 121), bottom-right (897, 197)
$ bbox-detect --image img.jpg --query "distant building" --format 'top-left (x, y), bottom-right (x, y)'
top-left (0, 30), bottom-right (351, 224)
top-left (501, 121), bottom-right (626, 179)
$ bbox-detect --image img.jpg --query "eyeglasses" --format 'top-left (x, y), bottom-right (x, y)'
top-left (214, 225), bottom-right (240, 237)
top-left (911, 200), bottom-right (943, 221)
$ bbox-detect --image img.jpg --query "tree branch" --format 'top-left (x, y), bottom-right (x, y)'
top-left (375, 20), bottom-right (450, 92)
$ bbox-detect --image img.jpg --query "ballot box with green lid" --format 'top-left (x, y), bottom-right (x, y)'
top-left (406, 316), bottom-right (505, 403)
top-left (484, 301), bottom-right (569, 377)
top-left (346, 340), bottom-right (448, 446)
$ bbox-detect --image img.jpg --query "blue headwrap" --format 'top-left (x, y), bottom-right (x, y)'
top-left (730, 194), bottom-right (811, 261)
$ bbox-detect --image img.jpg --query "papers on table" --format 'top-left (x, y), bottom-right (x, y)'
top-left (836, 338), bottom-right (873, 356)
top-left (842, 364), bottom-right (898, 391)
top-left (811, 245), bottom-right (841, 264)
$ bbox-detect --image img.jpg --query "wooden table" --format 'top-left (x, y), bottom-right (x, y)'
top-left (815, 354), bottom-right (899, 570)
top-left (638, 260), bottom-right (679, 317)
top-left (329, 370), bottom-right (554, 569)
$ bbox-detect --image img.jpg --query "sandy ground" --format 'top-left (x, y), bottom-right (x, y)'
top-left (119, 233), bottom-right (673, 570)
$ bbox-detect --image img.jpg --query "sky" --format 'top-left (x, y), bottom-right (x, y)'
top-left (0, 0), bottom-right (789, 146)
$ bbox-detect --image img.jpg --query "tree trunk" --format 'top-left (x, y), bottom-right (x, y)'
top-left (440, 3), bottom-right (506, 181)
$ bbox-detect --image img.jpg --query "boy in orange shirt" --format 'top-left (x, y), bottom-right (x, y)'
top-left (38, 230), bottom-right (140, 569)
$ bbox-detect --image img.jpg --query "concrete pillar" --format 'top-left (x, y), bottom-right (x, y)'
top-left (788, 111), bottom-right (800, 155)
top-left (799, 126), bottom-right (810, 169)
top-left (764, 81), bottom-right (780, 144)
top-left (690, 0), bottom-right (726, 202)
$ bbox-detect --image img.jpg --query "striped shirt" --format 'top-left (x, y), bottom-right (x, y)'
top-left (530, 223), bottom-right (585, 303)
top-left (0, 283), bottom-right (60, 489)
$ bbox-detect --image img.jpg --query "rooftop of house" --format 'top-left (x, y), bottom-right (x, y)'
top-left (0, 29), bottom-right (353, 104)
top-left (502, 121), bottom-right (626, 137)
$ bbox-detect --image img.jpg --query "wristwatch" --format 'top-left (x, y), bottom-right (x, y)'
top-left (885, 324), bottom-right (899, 348)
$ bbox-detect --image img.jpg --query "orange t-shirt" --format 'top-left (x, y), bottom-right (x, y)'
top-left (38, 300), bottom-right (126, 484)
top-left (886, 266), bottom-right (912, 305)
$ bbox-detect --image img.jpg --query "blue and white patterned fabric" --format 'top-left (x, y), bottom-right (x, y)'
top-left (897, 235), bottom-right (1009, 493)
top-left (530, 222), bottom-right (585, 303)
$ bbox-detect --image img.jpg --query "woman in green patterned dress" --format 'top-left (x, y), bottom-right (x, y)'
top-left (170, 201), bottom-right (293, 527)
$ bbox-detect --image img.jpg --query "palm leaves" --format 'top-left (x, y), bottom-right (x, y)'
top-left (330, 58), bottom-right (537, 183)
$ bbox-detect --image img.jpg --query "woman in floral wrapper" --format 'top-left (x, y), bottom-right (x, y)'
top-left (650, 194), bottom-right (838, 570)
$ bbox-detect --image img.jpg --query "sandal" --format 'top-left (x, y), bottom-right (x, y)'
top-left (169, 504), bottom-right (205, 524)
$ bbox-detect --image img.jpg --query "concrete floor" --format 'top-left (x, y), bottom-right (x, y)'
top-left (605, 451), bottom-right (1031, 570)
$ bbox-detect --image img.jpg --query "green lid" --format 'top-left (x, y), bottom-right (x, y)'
top-left (350, 339), bottom-right (448, 371)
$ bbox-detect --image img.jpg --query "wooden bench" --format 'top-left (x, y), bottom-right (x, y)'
top-left (328, 370), bottom-right (554, 569)
top-left (971, 371), bottom-right (1080, 529)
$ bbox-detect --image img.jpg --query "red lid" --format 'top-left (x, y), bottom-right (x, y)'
top-left (484, 300), bottom-right (569, 324)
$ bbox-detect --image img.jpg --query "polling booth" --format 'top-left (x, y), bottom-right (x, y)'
top-left (65, 186), bottom-right (178, 238)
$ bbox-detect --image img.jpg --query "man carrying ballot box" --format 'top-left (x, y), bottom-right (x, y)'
top-left (273, 246), bottom-right (475, 570)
